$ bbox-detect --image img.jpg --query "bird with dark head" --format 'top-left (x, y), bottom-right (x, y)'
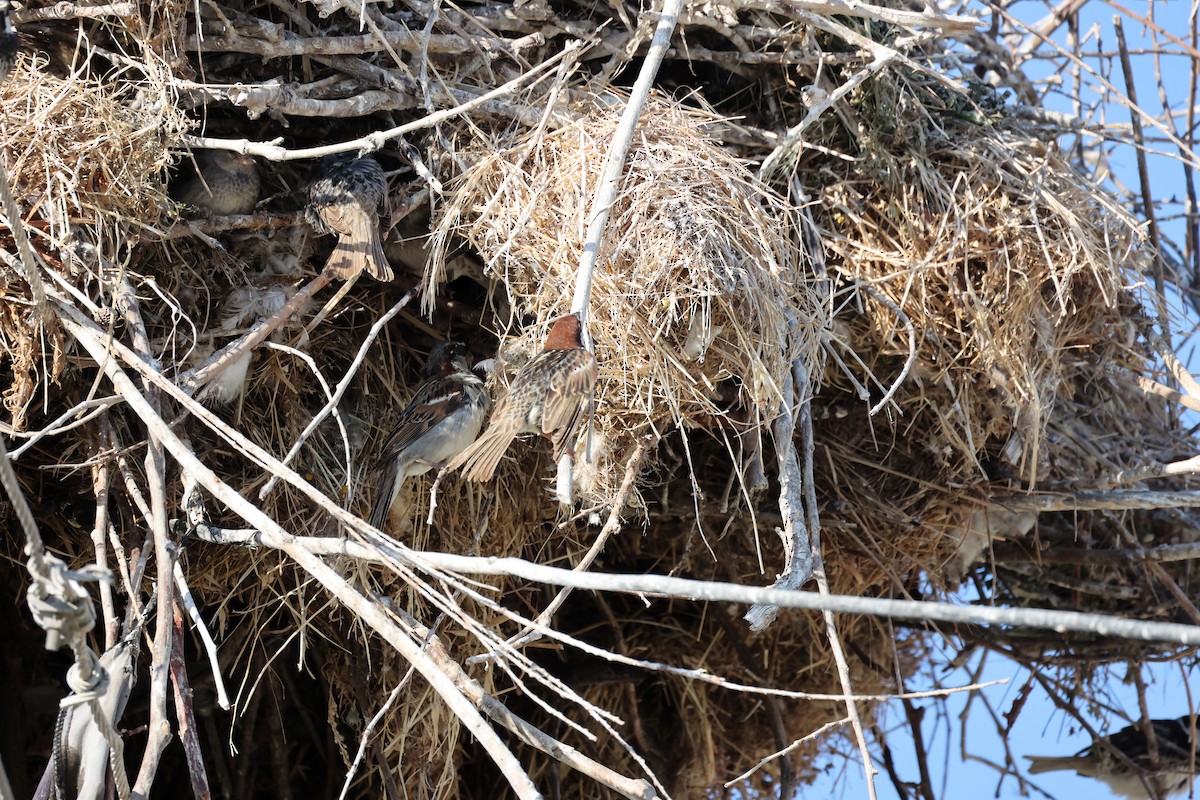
top-left (1026, 715), bottom-right (1200, 799)
top-left (446, 313), bottom-right (597, 482)
top-left (177, 151), bottom-right (261, 216)
top-left (369, 341), bottom-right (490, 530)
top-left (306, 153), bottom-right (393, 282)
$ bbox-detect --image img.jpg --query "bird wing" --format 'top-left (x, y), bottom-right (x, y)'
top-left (372, 376), bottom-right (477, 470)
top-left (442, 391), bottom-right (517, 482)
top-left (540, 349), bottom-right (598, 457)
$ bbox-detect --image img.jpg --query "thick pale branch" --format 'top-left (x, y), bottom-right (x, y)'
top-left (183, 524), bottom-right (1200, 647)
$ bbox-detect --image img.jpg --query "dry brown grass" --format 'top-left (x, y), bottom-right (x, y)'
top-left (1, 2), bottom-right (1197, 798)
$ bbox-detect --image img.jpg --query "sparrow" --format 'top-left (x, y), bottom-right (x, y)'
top-left (306, 153), bottom-right (393, 281)
top-left (446, 313), bottom-right (597, 482)
top-left (197, 278), bottom-right (309, 406)
top-left (177, 151), bottom-right (261, 216)
top-left (369, 341), bottom-right (490, 530)
top-left (1026, 716), bottom-right (1200, 799)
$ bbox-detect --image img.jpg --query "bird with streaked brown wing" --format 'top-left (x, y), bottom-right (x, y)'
top-left (446, 313), bottom-right (597, 483)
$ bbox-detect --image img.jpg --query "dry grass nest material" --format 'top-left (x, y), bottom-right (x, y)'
top-left (429, 92), bottom-right (828, 505)
top-left (0, 50), bottom-right (184, 427)
top-left (3, 5), bottom-right (1198, 797)
top-left (801, 75), bottom-right (1176, 601)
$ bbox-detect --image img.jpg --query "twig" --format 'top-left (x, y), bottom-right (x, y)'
top-left (724, 716), bottom-right (850, 787)
top-left (9, 2), bottom-right (136, 23)
top-left (798, 351), bottom-right (877, 797)
top-left (90, 445), bottom-right (119, 649)
top-left (4, 396), bottom-right (122, 459)
top-left (182, 44), bottom-right (578, 162)
top-left (58, 311), bottom-right (544, 800)
top-left (154, 211), bottom-right (303, 239)
top-left (337, 680), bottom-right (410, 800)
top-left (1134, 374), bottom-right (1200, 413)
top-left (171, 562), bottom-right (230, 710)
top-left (745, 352), bottom-right (811, 632)
top-left (257, 289), bottom-right (416, 499)
top-left (176, 271), bottom-right (330, 395)
top-left (560, 0), bottom-right (684, 501)
top-left (759, 49), bottom-right (898, 180)
top-left (183, 523), bottom-right (1200, 647)
top-left (489, 438), bottom-right (652, 654)
top-left (169, 599), bottom-right (212, 800)
top-left (1114, 17), bottom-right (1168, 333)
top-left (995, 489), bottom-right (1200, 512)
top-left (757, 0), bottom-right (977, 33)
top-left (861, 287), bottom-right (918, 416)
top-left (992, 540), bottom-right (1200, 566)
top-left (399, 610), bottom-right (658, 800)
top-left (116, 277), bottom-right (176, 800)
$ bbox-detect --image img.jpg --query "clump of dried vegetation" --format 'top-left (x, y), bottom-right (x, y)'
top-left (1, 0), bottom-right (1198, 798)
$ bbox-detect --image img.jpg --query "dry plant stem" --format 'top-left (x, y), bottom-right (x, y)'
top-left (176, 271), bottom-right (331, 394)
top-left (725, 716), bottom-right (850, 787)
top-left (260, 341), bottom-right (352, 496)
top-left (862, 287), bottom-right (917, 415)
top-left (189, 27), bottom-right (496, 57)
top-left (91, 453), bottom-right (119, 649)
top-left (756, 0), bottom-right (977, 32)
top-left (5, 396), bottom-right (122, 458)
top-left (169, 600), bottom-right (212, 800)
top-left (9, 2), bottom-right (136, 23)
top-left (1135, 375), bottom-right (1200, 413)
top-left (1117, 528), bottom-right (1200, 626)
top-left (263, 555), bottom-right (545, 798)
top-left (59, 315), bottom-right (543, 800)
top-left (182, 44), bottom-right (577, 162)
top-left (758, 49), bottom-right (897, 179)
top-left (1095, 452), bottom-right (1200, 488)
top-left (800, 358), bottom-right (876, 796)
top-left (745, 356), bottom-right (810, 631)
top-left (191, 526), bottom-right (1200, 647)
top-left (172, 561), bottom-right (230, 709)
top-left (257, 287), bottom-right (417, 499)
top-left (399, 610), bottom-right (658, 800)
top-left (560, 0), bottom-right (683, 500)
top-left (338, 680), bottom-right (410, 800)
top-left (1157, 342), bottom-right (1200, 400)
top-left (116, 279), bottom-right (176, 800)
top-left (501, 438), bottom-right (652, 653)
top-left (569, 0), bottom-right (683, 319)
top-left (995, 540), bottom-right (1200, 566)
top-left (995, 4), bottom-right (1200, 169)
top-left (1114, 18), bottom-right (1167, 314)
top-left (996, 489), bottom-right (1200, 512)
top-left (156, 211), bottom-right (303, 239)
top-left (212, 518), bottom-right (1022, 701)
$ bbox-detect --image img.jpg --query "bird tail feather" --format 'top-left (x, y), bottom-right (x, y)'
top-left (446, 429), bottom-right (518, 482)
top-left (325, 224), bottom-right (393, 282)
top-left (369, 462), bottom-right (403, 531)
top-left (1024, 756), bottom-right (1080, 775)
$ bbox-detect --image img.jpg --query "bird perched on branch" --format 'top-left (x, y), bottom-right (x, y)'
top-left (178, 151), bottom-right (261, 216)
top-left (369, 341), bottom-right (490, 530)
top-left (446, 313), bottom-right (597, 482)
top-left (306, 153), bottom-right (393, 281)
top-left (1026, 715), bottom-right (1200, 799)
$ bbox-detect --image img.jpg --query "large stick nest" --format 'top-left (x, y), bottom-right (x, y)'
top-left (1, 0), bottom-right (1197, 798)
